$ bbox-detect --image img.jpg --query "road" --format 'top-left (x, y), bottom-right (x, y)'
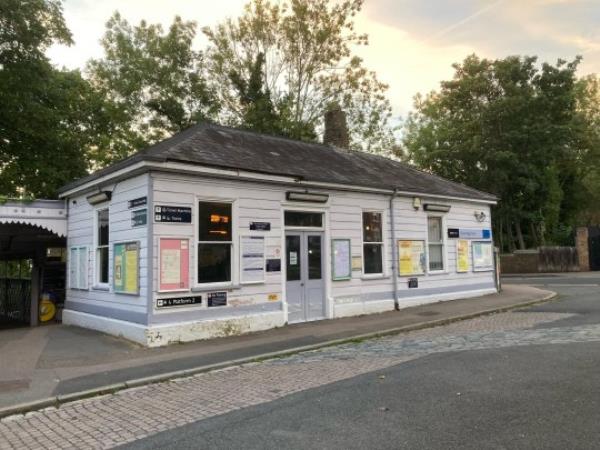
top-left (2, 274), bottom-right (600, 449)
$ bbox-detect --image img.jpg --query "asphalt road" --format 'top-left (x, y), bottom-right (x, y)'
top-left (119, 274), bottom-right (600, 450)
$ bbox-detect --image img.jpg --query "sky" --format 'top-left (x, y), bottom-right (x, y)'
top-left (47, 0), bottom-right (600, 120)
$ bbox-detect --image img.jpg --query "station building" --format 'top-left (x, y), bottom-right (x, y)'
top-left (48, 120), bottom-right (498, 346)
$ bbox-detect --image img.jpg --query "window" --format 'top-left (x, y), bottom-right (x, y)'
top-left (96, 209), bottom-right (109, 285)
top-left (284, 211), bottom-right (322, 227)
top-left (427, 216), bottom-right (444, 271)
top-left (198, 202), bottom-right (232, 284)
top-left (362, 212), bottom-right (383, 274)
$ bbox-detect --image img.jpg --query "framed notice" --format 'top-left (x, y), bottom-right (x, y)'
top-left (241, 236), bottom-right (265, 284)
top-left (472, 241), bottom-right (494, 271)
top-left (159, 238), bottom-right (190, 292)
top-left (398, 240), bottom-right (426, 276)
top-left (69, 246), bottom-right (88, 290)
top-left (456, 239), bottom-right (470, 273)
top-left (332, 239), bottom-right (351, 281)
top-left (113, 241), bottom-right (140, 295)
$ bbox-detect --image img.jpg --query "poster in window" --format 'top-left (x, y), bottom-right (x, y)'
top-left (398, 240), bottom-right (426, 276)
top-left (113, 242), bottom-right (140, 294)
top-left (472, 241), bottom-right (494, 271)
top-left (241, 236), bottom-right (265, 283)
top-left (332, 239), bottom-right (351, 280)
top-left (456, 239), bottom-right (470, 273)
top-left (159, 238), bottom-right (190, 292)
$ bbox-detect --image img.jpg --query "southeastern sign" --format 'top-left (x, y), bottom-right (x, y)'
top-left (447, 228), bottom-right (491, 239)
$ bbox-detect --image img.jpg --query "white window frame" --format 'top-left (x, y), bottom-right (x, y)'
top-left (426, 215), bottom-right (447, 274)
top-left (93, 207), bottom-right (110, 289)
top-left (194, 198), bottom-right (238, 289)
top-left (361, 209), bottom-right (386, 278)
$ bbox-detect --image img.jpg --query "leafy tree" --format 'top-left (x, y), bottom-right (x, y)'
top-left (0, 0), bottom-right (99, 198)
top-left (203, 0), bottom-right (395, 152)
top-left (403, 54), bottom-right (584, 250)
top-left (87, 13), bottom-right (220, 166)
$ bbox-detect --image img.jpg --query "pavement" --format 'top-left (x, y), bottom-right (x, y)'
top-left (0, 283), bottom-right (553, 414)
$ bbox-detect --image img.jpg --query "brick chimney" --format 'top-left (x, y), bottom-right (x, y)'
top-left (323, 105), bottom-right (349, 149)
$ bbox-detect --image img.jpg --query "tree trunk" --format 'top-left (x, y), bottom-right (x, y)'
top-left (515, 221), bottom-right (526, 250)
top-left (498, 220), bottom-right (504, 253)
top-left (507, 218), bottom-right (516, 253)
top-left (529, 221), bottom-right (539, 248)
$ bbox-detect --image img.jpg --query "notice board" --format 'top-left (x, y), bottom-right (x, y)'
top-left (398, 240), bottom-right (426, 276)
top-left (113, 242), bottom-right (140, 295)
top-left (456, 239), bottom-right (470, 272)
top-left (241, 236), bottom-right (265, 283)
top-left (159, 238), bottom-right (190, 292)
top-left (472, 241), bottom-right (494, 271)
top-left (332, 239), bottom-right (351, 280)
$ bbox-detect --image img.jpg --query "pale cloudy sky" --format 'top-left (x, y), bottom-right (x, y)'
top-left (47, 0), bottom-right (600, 119)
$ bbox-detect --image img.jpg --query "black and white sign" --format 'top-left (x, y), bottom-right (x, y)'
top-left (128, 196), bottom-right (147, 209)
top-left (208, 291), bottom-right (227, 307)
top-left (408, 277), bottom-right (419, 289)
top-left (266, 258), bottom-right (281, 272)
top-left (157, 296), bottom-right (202, 308)
top-left (249, 222), bottom-right (271, 231)
top-left (131, 209), bottom-right (147, 227)
top-left (447, 228), bottom-right (460, 238)
top-left (154, 205), bottom-right (192, 223)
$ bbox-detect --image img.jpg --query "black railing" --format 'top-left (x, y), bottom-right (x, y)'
top-left (0, 278), bottom-right (31, 326)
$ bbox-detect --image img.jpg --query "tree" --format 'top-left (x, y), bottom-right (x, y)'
top-left (203, 0), bottom-right (396, 152)
top-left (403, 54), bottom-right (584, 250)
top-left (0, 0), bottom-right (99, 198)
top-left (87, 13), bottom-right (220, 166)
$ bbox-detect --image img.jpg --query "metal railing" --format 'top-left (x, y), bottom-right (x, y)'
top-left (0, 278), bottom-right (31, 326)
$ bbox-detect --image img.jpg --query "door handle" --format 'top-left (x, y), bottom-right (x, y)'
top-left (300, 283), bottom-right (305, 286)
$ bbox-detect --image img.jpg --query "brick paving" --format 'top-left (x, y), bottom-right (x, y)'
top-left (2, 311), bottom-right (598, 450)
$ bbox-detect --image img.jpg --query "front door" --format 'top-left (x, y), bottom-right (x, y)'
top-left (285, 232), bottom-right (325, 323)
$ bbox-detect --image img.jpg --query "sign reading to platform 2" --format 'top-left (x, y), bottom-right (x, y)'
top-left (154, 205), bottom-right (192, 223)
top-left (157, 296), bottom-right (202, 308)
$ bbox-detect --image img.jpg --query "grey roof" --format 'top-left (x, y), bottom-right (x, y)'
top-left (59, 123), bottom-right (496, 202)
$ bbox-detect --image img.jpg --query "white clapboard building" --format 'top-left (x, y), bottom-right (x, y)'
top-left (58, 120), bottom-right (497, 347)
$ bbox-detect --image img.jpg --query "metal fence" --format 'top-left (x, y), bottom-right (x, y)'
top-left (0, 278), bottom-right (31, 326)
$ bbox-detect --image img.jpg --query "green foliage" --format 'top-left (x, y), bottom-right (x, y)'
top-left (0, 0), bottom-right (98, 198)
top-left (86, 13), bottom-right (220, 166)
top-left (403, 54), bottom-right (587, 250)
top-left (203, 0), bottom-right (395, 152)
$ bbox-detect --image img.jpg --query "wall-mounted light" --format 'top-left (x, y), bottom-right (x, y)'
top-left (412, 197), bottom-right (421, 210)
top-left (474, 211), bottom-right (487, 222)
top-left (286, 191), bottom-right (329, 203)
top-left (423, 203), bottom-right (451, 213)
top-left (86, 190), bottom-right (112, 205)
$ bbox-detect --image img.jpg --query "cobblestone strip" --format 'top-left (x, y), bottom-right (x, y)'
top-left (0, 311), bottom-right (593, 450)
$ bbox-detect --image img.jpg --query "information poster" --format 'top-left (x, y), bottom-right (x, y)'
top-left (241, 236), bottom-right (265, 283)
top-left (332, 239), bottom-right (351, 280)
top-left (159, 238), bottom-right (190, 291)
top-left (456, 239), bottom-right (470, 273)
top-left (69, 246), bottom-right (88, 290)
top-left (472, 241), bottom-right (494, 271)
top-left (398, 240), bottom-right (426, 276)
top-left (113, 241), bottom-right (139, 295)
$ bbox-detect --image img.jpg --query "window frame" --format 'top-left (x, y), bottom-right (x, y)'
top-left (195, 198), bottom-right (238, 288)
top-left (93, 207), bottom-right (110, 289)
top-left (361, 210), bottom-right (386, 277)
top-left (426, 215), bottom-right (447, 274)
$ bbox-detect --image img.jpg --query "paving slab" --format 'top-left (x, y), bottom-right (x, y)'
top-left (0, 283), bottom-right (554, 414)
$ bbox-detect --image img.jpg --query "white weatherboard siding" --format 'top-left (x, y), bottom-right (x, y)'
top-left (64, 173), bottom-right (150, 325)
top-left (64, 169), bottom-right (495, 346)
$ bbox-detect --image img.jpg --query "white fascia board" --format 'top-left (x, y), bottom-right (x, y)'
top-left (59, 159), bottom-right (497, 206)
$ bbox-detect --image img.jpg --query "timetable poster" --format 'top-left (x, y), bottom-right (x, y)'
top-left (159, 238), bottom-right (190, 291)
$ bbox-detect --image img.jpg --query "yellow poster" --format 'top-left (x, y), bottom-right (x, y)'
top-left (457, 239), bottom-right (469, 272)
top-left (398, 240), bottom-right (425, 276)
top-left (125, 245), bottom-right (138, 293)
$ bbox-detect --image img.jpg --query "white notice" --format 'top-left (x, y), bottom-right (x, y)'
top-left (289, 251), bottom-right (298, 266)
top-left (161, 249), bottom-right (181, 284)
top-left (241, 236), bottom-right (265, 283)
top-left (333, 240), bottom-right (351, 280)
